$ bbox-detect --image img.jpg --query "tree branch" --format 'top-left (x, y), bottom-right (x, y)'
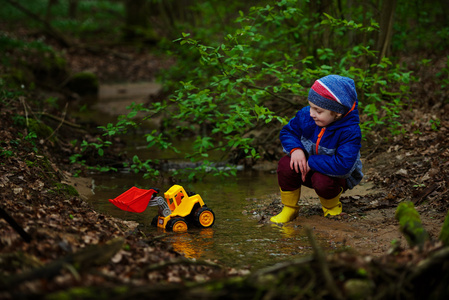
top-left (4, 0), bottom-right (73, 47)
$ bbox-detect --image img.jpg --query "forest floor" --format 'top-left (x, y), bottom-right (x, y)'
top-left (1, 36), bottom-right (449, 298)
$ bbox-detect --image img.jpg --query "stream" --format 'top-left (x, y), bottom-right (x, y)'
top-left (75, 82), bottom-right (333, 270)
top-left (87, 170), bottom-right (313, 270)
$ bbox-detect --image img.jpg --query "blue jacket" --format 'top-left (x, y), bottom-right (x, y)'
top-left (280, 105), bottom-right (363, 189)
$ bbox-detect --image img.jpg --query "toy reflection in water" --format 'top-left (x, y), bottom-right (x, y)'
top-left (169, 228), bottom-right (214, 259)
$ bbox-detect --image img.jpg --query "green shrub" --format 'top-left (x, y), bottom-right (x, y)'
top-left (87, 0), bottom-right (415, 181)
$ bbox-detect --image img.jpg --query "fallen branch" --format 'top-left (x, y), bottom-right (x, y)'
top-left (0, 237), bottom-right (124, 290)
top-left (0, 206), bottom-right (32, 243)
top-left (39, 111), bottom-right (82, 129)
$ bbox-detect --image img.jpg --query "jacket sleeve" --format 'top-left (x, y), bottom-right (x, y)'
top-left (308, 127), bottom-right (361, 177)
top-left (279, 109), bottom-right (306, 154)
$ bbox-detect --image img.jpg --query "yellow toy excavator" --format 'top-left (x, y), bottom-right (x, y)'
top-left (109, 184), bottom-right (215, 232)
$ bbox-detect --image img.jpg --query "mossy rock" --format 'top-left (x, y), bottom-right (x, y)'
top-left (28, 119), bottom-right (54, 139)
top-left (51, 183), bottom-right (79, 197)
top-left (64, 72), bottom-right (99, 96)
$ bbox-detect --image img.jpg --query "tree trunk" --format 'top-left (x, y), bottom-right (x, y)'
top-left (68, 0), bottom-right (79, 19)
top-left (123, 0), bottom-right (154, 41)
top-left (376, 0), bottom-right (397, 63)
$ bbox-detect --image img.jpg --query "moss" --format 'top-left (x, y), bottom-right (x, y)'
top-left (27, 118), bottom-right (53, 139)
top-left (51, 183), bottom-right (79, 197)
top-left (64, 72), bottom-right (99, 96)
top-left (395, 201), bottom-right (429, 249)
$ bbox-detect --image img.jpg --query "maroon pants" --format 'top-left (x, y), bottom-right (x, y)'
top-left (277, 155), bottom-right (347, 199)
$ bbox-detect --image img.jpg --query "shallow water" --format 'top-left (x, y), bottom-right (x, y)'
top-left (87, 169), bottom-right (314, 270)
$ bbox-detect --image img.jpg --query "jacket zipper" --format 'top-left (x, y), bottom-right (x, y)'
top-left (316, 127), bottom-right (326, 154)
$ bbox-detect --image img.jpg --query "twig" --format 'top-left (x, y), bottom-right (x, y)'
top-left (38, 112), bottom-right (83, 129)
top-left (243, 83), bottom-right (298, 106)
top-left (19, 97), bottom-right (29, 127)
top-left (45, 102), bottom-right (69, 141)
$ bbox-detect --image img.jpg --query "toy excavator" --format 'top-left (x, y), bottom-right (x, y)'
top-left (109, 185), bottom-right (215, 232)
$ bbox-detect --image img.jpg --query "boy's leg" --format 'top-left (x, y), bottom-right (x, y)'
top-left (277, 155), bottom-right (302, 191)
top-left (311, 172), bottom-right (347, 216)
top-left (271, 156), bottom-right (302, 223)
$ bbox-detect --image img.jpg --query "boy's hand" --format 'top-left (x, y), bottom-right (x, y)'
top-left (290, 149), bottom-right (310, 181)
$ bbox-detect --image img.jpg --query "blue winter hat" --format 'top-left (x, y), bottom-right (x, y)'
top-left (308, 75), bottom-right (358, 114)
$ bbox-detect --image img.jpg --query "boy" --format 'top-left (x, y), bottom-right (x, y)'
top-left (271, 75), bottom-right (363, 223)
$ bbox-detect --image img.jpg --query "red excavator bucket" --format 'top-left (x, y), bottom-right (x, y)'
top-left (109, 187), bottom-right (158, 213)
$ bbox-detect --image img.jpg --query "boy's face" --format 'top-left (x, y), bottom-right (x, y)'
top-left (308, 101), bottom-right (342, 127)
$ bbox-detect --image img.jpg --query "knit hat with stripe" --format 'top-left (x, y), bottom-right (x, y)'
top-left (308, 75), bottom-right (357, 114)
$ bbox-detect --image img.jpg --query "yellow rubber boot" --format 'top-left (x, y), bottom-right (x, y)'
top-left (319, 188), bottom-right (343, 217)
top-left (270, 188), bottom-right (301, 224)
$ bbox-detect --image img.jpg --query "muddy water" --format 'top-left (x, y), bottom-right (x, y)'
top-left (79, 82), bottom-right (369, 270)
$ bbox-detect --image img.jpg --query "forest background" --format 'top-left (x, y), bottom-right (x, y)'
top-left (2, 0), bottom-right (448, 180)
top-left (1, 0), bottom-right (449, 299)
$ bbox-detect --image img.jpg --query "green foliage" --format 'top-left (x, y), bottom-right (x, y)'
top-left (123, 155), bottom-right (160, 179)
top-left (162, 1), bottom-right (412, 173)
top-left (69, 138), bottom-right (117, 173)
top-left (394, 0), bottom-right (449, 51)
top-left (0, 146), bottom-right (14, 158)
top-left (0, 0), bottom-right (426, 180)
top-left (1, 0), bottom-right (124, 41)
top-left (76, 0), bottom-right (421, 180)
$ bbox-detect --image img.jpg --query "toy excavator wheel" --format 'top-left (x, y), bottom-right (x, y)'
top-left (166, 218), bottom-right (188, 232)
top-left (194, 207), bottom-right (215, 228)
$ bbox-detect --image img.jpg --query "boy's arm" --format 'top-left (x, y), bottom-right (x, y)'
top-left (308, 128), bottom-right (361, 177)
top-left (279, 110), bottom-right (306, 153)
